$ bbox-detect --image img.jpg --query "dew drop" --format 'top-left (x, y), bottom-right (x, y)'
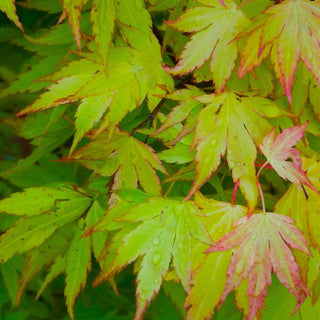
top-left (152, 238), bottom-right (160, 246)
top-left (139, 285), bottom-right (148, 299)
top-left (152, 252), bottom-right (162, 265)
top-left (210, 139), bottom-right (216, 146)
top-left (154, 278), bottom-right (160, 285)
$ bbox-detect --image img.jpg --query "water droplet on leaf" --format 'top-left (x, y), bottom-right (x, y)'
top-left (152, 252), bottom-right (162, 265)
top-left (152, 238), bottom-right (160, 246)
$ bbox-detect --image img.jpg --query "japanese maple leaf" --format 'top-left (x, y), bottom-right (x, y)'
top-left (60, 0), bottom-right (88, 50)
top-left (207, 212), bottom-right (311, 320)
top-left (65, 129), bottom-right (168, 196)
top-left (185, 193), bottom-right (246, 320)
top-left (91, 192), bottom-right (212, 320)
top-left (184, 91), bottom-right (290, 211)
top-left (259, 123), bottom-right (316, 191)
top-left (166, 0), bottom-right (251, 92)
top-left (0, 0), bottom-right (23, 30)
top-left (17, 45), bottom-right (172, 153)
top-left (238, 0), bottom-right (320, 103)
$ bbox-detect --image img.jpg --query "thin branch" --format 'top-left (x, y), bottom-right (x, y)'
top-left (130, 98), bottom-right (166, 135)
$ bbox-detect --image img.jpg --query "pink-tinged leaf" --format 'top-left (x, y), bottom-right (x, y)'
top-left (207, 212), bottom-right (311, 320)
top-left (238, 28), bottom-right (271, 78)
top-left (276, 13), bottom-right (300, 104)
top-left (166, 1), bottom-right (250, 92)
top-left (217, 0), bottom-right (226, 8)
top-left (259, 123), bottom-right (317, 191)
top-left (239, 0), bottom-right (320, 103)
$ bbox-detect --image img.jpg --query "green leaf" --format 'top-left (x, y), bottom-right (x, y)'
top-left (0, 186), bottom-right (86, 216)
top-left (36, 255), bottom-right (67, 299)
top-left (91, 0), bottom-right (116, 73)
top-left (92, 194), bottom-right (212, 319)
top-left (65, 220), bottom-right (91, 320)
top-left (0, 186), bottom-right (92, 263)
top-left (115, 0), bottom-right (152, 36)
top-left (187, 92), bottom-right (275, 211)
top-left (61, 0), bottom-right (88, 50)
top-left (0, 0), bottom-right (23, 30)
top-left (84, 200), bottom-right (108, 259)
top-left (167, 0), bottom-right (251, 92)
top-left (16, 223), bottom-right (77, 304)
top-left (68, 129), bottom-right (167, 195)
top-left (185, 193), bottom-right (246, 320)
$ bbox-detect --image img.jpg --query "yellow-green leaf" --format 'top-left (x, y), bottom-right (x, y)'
top-left (65, 222), bottom-right (91, 320)
top-left (91, 0), bottom-right (115, 73)
top-left (0, 0), bottom-right (23, 30)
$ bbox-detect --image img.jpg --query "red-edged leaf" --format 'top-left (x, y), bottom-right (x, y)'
top-left (207, 212), bottom-right (311, 320)
top-left (239, 0), bottom-right (320, 103)
top-left (60, 0), bottom-right (88, 50)
top-left (259, 123), bottom-right (316, 191)
top-left (65, 129), bottom-right (168, 196)
top-left (166, 0), bottom-right (250, 92)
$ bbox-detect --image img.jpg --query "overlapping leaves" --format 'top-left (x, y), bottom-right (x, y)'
top-left (0, 185), bottom-right (107, 319)
top-left (166, 0), bottom-right (251, 92)
top-left (207, 212), bottom-right (311, 320)
top-left (17, 44), bottom-right (172, 152)
top-left (89, 190), bottom-right (212, 320)
top-left (189, 92), bottom-right (291, 208)
top-left (239, 0), bottom-right (320, 103)
top-left (185, 193), bottom-right (246, 320)
top-left (66, 129), bottom-right (168, 195)
top-left (259, 122), bottom-right (316, 190)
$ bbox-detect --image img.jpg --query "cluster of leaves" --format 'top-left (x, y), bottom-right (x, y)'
top-left (1, 0), bottom-right (320, 319)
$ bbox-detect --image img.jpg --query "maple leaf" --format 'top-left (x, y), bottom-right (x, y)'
top-left (17, 44), bottom-right (172, 152)
top-left (166, 0), bottom-right (251, 92)
top-left (60, 0), bottom-right (88, 50)
top-left (0, 0), bottom-right (23, 30)
top-left (16, 223), bottom-right (77, 305)
top-left (65, 220), bottom-right (91, 320)
top-left (207, 212), bottom-right (311, 320)
top-left (186, 91), bottom-right (284, 211)
top-left (259, 123), bottom-right (316, 190)
top-left (91, 0), bottom-right (115, 73)
top-left (0, 185), bottom-right (92, 263)
top-left (0, 188), bottom-right (107, 319)
top-left (185, 193), bottom-right (246, 320)
top-left (238, 0), bottom-right (320, 103)
top-left (90, 191), bottom-right (212, 320)
top-left (65, 129), bottom-right (168, 195)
